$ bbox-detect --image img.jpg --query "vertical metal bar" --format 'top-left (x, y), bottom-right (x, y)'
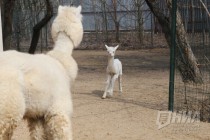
top-left (168, 0), bottom-right (177, 111)
top-left (0, 5), bottom-right (3, 51)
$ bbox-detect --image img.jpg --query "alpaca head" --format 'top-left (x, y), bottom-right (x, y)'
top-left (105, 45), bottom-right (119, 57)
top-left (51, 5), bottom-right (83, 48)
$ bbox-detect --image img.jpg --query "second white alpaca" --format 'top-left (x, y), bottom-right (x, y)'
top-left (102, 45), bottom-right (122, 99)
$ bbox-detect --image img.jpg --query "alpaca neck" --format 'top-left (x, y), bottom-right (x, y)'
top-left (47, 32), bottom-right (77, 82)
top-left (52, 32), bottom-right (74, 55)
top-left (108, 56), bottom-right (114, 66)
top-left (47, 32), bottom-right (75, 73)
top-left (107, 56), bottom-right (115, 72)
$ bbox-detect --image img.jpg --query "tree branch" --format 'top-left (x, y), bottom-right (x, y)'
top-left (28, 0), bottom-right (53, 54)
top-left (145, 0), bottom-right (203, 84)
top-left (198, 0), bottom-right (210, 18)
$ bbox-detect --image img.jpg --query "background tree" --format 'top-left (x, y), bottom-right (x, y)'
top-left (5, 0), bottom-right (163, 51)
top-left (135, 0), bottom-right (144, 44)
top-left (101, 0), bottom-right (108, 42)
top-left (3, 0), bottom-right (15, 51)
top-left (28, 0), bottom-right (53, 54)
top-left (2, 0), bottom-right (53, 52)
top-left (145, 0), bottom-right (203, 84)
top-left (104, 0), bottom-right (131, 42)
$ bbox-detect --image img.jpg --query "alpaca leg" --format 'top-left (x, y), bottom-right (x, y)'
top-left (107, 75), bottom-right (114, 94)
top-left (44, 113), bottom-right (72, 140)
top-left (0, 107), bottom-right (24, 140)
top-left (27, 118), bottom-right (46, 140)
top-left (108, 77), bottom-right (114, 96)
top-left (0, 107), bottom-right (23, 140)
top-left (102, 75), bottom-right (111, 99)
top-left (0, 122), bottom-right (17, 140)
top-left (118, 75), bottom-right (122, 94)
top-left (2, 128), bottom-right (14, 140)
top-left (109, 75), bottom-right (117, 96)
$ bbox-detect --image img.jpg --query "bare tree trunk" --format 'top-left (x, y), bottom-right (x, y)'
top-left (112, 0), bottom-right (119, 42)
top-left (28, 0), bottom-right (53, 54)
top-left (199, 0), bottom-right (210, 18)
top-left (92, 0), bottom-right (99, 42)
top-left (3, 0), bottom-right (15, 51)
top-left (14, 11), bottom-right (20, 51)
top-left (145, 0), bottom-right (203, 84)
top-left (45, 24), bottom-right (48, 49)
top-left (101, 0), bottom-right (108, 42)
top-left (115, 21), bottom-right (120, 42)
top-left (136, 0), bottom-right (144, 44)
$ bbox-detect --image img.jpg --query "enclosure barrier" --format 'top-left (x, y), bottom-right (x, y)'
top-left (173, 0), bottom-right (210, 122)
top-left (168, 0), bottom-right (177, 111)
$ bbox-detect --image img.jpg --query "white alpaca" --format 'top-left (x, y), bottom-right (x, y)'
top-left (102, 45), bottom-right (122, 99)
top-left (0, 5), bottom-right (83, 140)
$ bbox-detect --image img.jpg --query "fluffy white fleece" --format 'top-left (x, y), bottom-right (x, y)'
top-left (0, 5), bottom-right (83, 140)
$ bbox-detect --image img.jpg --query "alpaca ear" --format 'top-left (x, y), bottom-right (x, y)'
top-left (77, 5), bottom-right (82, 13)
top-left (105, 44), bottom-right (109, 50)
top-left (58, 5), bottom-right (64, 13)
top-left (75, 5), bottom-right (82, 20)
top-left (115, 45), bottom-right (119, 50)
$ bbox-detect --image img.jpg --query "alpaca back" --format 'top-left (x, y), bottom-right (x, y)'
top-left (114, 59), bottom-right (122, 75)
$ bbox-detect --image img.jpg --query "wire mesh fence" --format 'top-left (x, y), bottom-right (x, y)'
top-left (174, 0), bottom-right (210, 122)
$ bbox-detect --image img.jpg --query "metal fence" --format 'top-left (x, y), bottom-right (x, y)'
top-left (173, 0), bottom-right (210, 122)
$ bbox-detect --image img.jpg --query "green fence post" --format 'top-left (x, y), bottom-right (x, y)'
top-left (168, 0), bottom-right (177, 111)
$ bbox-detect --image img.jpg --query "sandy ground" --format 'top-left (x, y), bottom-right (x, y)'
top-left (12, 49), bottom-right (210, 140)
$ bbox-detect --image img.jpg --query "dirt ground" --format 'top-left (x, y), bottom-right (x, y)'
top-left (12, 49), bottom-right (210, 140)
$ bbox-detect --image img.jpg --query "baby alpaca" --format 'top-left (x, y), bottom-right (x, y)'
top-left (102, 45), bottom-right (122, 99)
top-left (0, 5), bottom-right (83, 140)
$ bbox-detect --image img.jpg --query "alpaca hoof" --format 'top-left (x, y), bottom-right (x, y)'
top-left (108, 92), bottom-right (113, 96)
top-left (102, 96), bottom-right (106, 99)
top-left (107, 94), bottom-right (113, 98)
top-left (102, 94), bottom-right (106, 99)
